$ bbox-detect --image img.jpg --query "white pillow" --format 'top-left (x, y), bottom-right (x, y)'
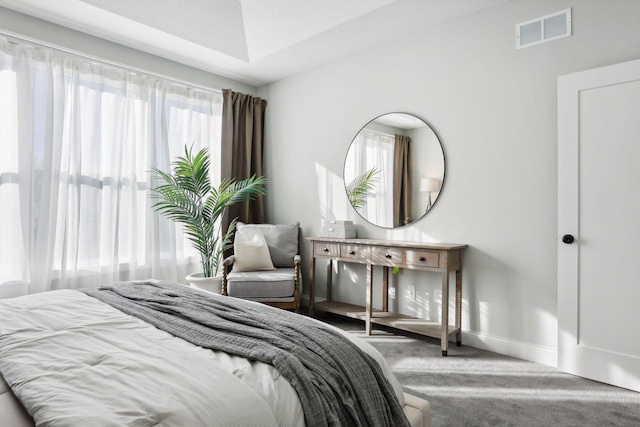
top-left (232, 228), bottom-right (275, 272)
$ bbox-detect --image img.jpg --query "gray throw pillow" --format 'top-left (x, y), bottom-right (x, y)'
top-left (236, 222), bottom-right (300, 268)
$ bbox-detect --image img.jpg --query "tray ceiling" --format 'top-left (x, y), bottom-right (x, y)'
top-left (0, 0), bottom-right (511, 86)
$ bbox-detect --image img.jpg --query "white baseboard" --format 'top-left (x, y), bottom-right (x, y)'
top-left (461, 330), bottom-right (557, 368)
top-left (301, 295), bottom-right (557, 368)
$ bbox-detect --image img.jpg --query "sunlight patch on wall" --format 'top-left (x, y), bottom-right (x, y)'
top-left (315, 162), bottom-right (352, 224)
top-left (382, 226), bottom-right (440, 244)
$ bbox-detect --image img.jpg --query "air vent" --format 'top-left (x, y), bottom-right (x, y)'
top-left (516, 9), bottom-right (571, 49)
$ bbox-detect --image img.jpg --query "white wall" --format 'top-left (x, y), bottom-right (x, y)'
top-left (0, 6), bottom-right (256, 95)
top-left (259, 0), bottom-right (640, 365)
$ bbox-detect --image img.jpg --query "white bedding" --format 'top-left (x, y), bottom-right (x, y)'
top-left (0, 289), bottom-right (406, 426)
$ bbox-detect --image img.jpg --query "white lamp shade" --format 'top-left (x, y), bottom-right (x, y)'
top-left (420, 178), bottom-right (441, 193)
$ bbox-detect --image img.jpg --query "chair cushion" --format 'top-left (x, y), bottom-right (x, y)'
top-left (232, 228), bottom-right (275, 272)
top-left (237, 222), bottom-right (299, 268)
top-left (226, 268), bottom-right (296, 298)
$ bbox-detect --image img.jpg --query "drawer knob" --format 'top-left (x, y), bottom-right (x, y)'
top-left (419, 256), bottom-right (426, 262)
top-left (323, 247), bottom-right (329, 252)
top-left (350, 251), bottom-right (356, 255)
top-left (385, 254), bottom-right (392, 259)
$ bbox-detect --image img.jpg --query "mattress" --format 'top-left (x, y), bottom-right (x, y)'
top-left (0, 285), bottom-right (430, 427)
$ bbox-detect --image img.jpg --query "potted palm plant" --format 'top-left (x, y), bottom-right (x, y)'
top-left (151, 145), bottom-right (266, 292)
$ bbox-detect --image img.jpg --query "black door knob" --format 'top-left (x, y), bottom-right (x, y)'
top-left (562, 234), bottom-right (575, 244)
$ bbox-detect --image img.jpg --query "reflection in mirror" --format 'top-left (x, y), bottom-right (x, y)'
top-left (344, 113), bottom-right (445, 228)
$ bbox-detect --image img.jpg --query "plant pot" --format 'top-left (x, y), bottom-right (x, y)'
top-left (186, 272), bottom-right (223, 294)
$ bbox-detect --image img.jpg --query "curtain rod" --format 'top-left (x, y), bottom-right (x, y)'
top-left (363, 128), bottom-right (395, 139)
top-left (0, 29), bottom-right (222, 95)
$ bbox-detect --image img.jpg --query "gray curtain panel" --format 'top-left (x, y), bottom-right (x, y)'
top-left (221, 89), bottom-right (267, 235)
top-left (392, 135), bottom-right (412, 227)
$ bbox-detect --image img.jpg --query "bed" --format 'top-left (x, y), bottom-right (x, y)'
top-left (0, 280), bottom-right (430, 427)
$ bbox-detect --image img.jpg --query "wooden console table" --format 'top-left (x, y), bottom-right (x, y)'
top-left (308, 237), bottom-right (467, 356)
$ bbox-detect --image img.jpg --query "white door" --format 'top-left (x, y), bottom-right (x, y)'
top-left (558, 58), bottom-right (640, 392)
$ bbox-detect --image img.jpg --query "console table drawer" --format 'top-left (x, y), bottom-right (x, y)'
top-left (314, 242), bottom-right (340, 257)
top-left (371, 246), bottom-right (403, 267)
top-left (405, 249), bottom-right (440, 268)
top-left (340, 244), bottom-right (370, 262)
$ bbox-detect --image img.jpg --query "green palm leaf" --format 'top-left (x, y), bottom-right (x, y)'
top-left (150, 145), bottom-right (267, 277)
top-left (346, 167), bottom-right (379, 210)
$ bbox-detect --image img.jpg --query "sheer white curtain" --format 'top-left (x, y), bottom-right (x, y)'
top-left (344, 130), bottom-right (394, 227)
top-left (0, 38), bottom-right (222, 297)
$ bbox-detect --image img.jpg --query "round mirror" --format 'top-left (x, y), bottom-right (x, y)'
top-left (344, 113), bottom-right (445, 228)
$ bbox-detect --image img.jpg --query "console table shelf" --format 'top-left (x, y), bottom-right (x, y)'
top-left (314, 300), bottom-right (369, 320)
top-left (315, 300), bottom-right (460, 339)
top-left (308, 237), bottom-right (467, 356)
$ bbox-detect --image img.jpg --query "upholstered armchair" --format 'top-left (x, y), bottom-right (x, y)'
top-left (221, 222), bottom-right (301, 313)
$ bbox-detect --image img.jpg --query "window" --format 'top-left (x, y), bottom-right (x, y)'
top-left (344, 129), bottom-right (394, 227)
top-left (0, 38), bottom-right (222, 294)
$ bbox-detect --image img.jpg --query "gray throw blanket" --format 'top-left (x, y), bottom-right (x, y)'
top-left (81, 280), bottom-right (410, 427)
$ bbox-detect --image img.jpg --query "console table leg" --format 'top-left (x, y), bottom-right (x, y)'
top-left (440, 263), bottom-right (450, 356)
top-left (456, 268), bottom-right (462, 347)
top-left (382, 266), bottom-right (389, 312)
top-left (309, 251), bottom-right (316, 317)
top-left (326, 260), bottom-right (333, 302)
top-left (365, 263), bottom-right (373, 335)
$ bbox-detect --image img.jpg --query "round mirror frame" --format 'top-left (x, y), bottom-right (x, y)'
top-left (343, 112), bottom-right (446, 229)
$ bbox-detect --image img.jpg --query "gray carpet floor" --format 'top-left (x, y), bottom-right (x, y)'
top-left (316, 313), bottom-right (640, 427)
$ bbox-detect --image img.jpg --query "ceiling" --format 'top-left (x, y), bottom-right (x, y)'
top-left (0, 0), bottom-right (511, 86)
